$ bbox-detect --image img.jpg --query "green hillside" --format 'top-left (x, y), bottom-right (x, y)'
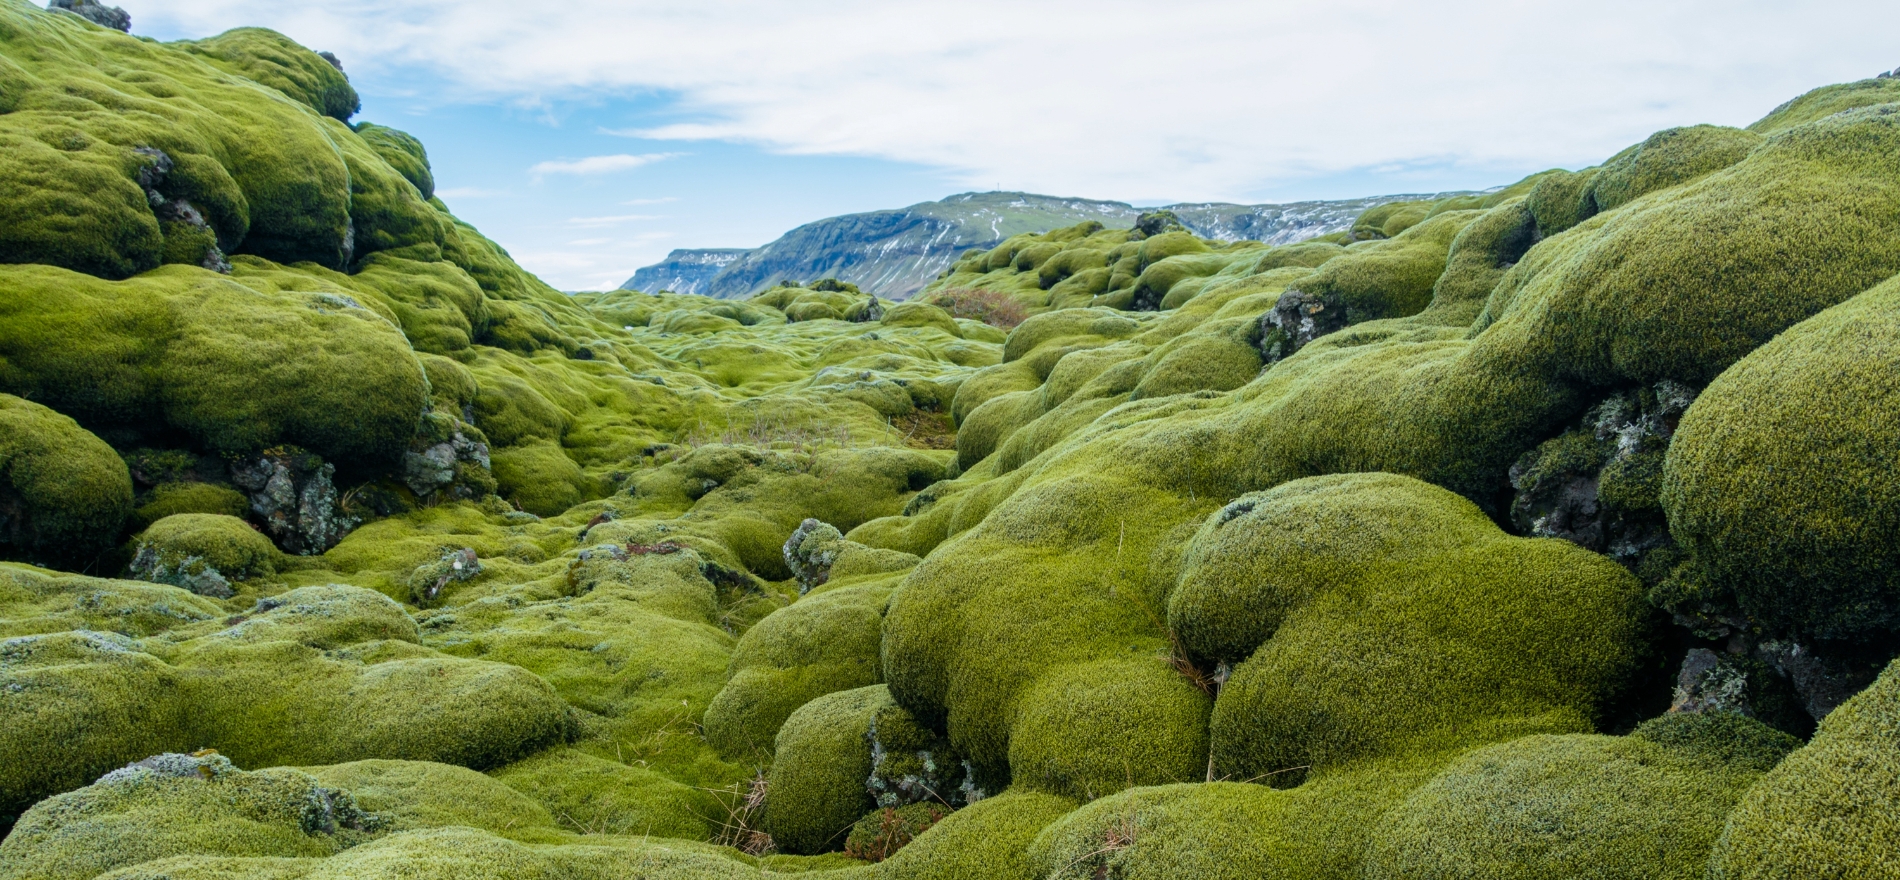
top-left (3, 2), bottom-right (1899, 878)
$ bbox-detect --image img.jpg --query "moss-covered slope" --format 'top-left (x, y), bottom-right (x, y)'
top-left (4, 3), bottom-right (1900, 876)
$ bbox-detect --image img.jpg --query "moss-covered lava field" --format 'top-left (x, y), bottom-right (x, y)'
top-left (2, 2), bottom-right (1897, 877)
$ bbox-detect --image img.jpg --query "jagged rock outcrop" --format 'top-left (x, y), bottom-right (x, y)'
top-left (45, 0), bottom-right (124, 31)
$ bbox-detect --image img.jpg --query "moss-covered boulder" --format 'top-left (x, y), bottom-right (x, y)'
top-left (1708, 659), bottom-right (1900, 879)
top-left (0, 267), bottom-right (430, 467)
top-left (128, 513), bottom-right (276, 598)
top-left (1662, 273), bottom-right (1900, 644)
top-left (1362, 712), bottom-right (1799, 879)
top-left (0, 394), bottom-right (132, 560)
top-left (485, 748), bottom-right (720, 841)
top-left (302, 759), bottom-right (564, 843)
top-left (180, 28), bottom-right (360, 122)
top-left (762, 684), bottom-right (888, 854)
top-left (213, 585), bottom-right (419, 649)
top-left (0, 752), bottom-right (378, 880)
top-left (130, 481), bottom-right (249, 529)
top-left (704, 571), bottom-right (901, 759)
top-left (1283, 210), bottom-right (1479, 327)
top-left (0, 630), bottom-right (190, 830)
top-left (1588, 125), bottom-right (1762, 212)
top-left (1174, 473), bottom-right (1647, 781)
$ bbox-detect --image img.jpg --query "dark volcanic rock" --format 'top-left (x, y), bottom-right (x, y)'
top-left (1508, 381), bottom-right (1696, 570)
top-left (229, 448), bottom-right (355, 554)
top-left (1257, 289), bottom-right (1348, 364)
top-left (47, 0), bottom-right (128, 31)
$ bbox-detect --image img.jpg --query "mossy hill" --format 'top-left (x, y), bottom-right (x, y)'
top-left (623, 190), bottom-right (1472, 300)
top-left (3, 2), bottom-right (1899, 877)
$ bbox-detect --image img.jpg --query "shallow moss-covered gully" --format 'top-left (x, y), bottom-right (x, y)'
top-left (3, 4), bottom-right (1899, 878)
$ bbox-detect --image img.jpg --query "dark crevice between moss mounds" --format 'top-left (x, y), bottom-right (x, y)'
top-left (1504, 379), bottom-right (1894, 737)
top-left (1492, 205), bottom-right (1538, 269)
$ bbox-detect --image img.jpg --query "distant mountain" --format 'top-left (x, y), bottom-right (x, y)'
top-left (621, 190), bottom-right (1475, 300)
top-left (623, 248), bottom-right (751, 297)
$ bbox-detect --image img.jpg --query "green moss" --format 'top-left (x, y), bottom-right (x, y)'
top-left (1028, 761), bottom-right (1444, 880)
top-left (1252, 240), bottom-right (1346, 272)
top-left (704, 573), bottom-right (900, 759)
top-left (210, 585), bottom-right (418, 649)
top-left (1662, 273), bottom-right (1900, 642)
top-left (0, 563), bottom-right (222, 640)
top-left (1417, 198), bottom-right (1535, 325)
top-left (0, 631), bottom-right (191, 830)
top-left (1589, 125), bottom-right (1763, 212)
top-left (1006, 655), bottom-right (1210, 798)
top-left (1127, 321), bottom-right (1261, 401)
top-left (1709, 658), bottom-right (1900, 878)
top-left (0, 393), bottom-right (133, 560)
top-left (410, 549), bottom-right (735, 782)
top-left (491, 440), bottom-right (593, 516)
top-left (12, 12), bottom-right (1900, 875)
top-left (487, 748), bottom-right (721, 841)
top-left (872, 98), bottom-right (1900, 836)
top-left (133, 513), bottom-right (277, 580)
top-left (763, 684), bottom-right (888, 853)
top-left (1351, 199), bottom-right (1434, 239)
top-left (175, 635), bottom-right (575, 772)
top-left (844, 802), bottom-right (948, 862)
top-left (1749, 76), bottom-right (1900, 134)
top-left (882, 469), bottom-right (1217, 800)
top-left (304, 759), bottom-right (560, 842)
top-left (353, 123), bottom-right (434, 199)
top-left (1362, 712), bottom-right (1798, 880)
top-left (1288, 210), bottom-right (1479, 325)
top-left (181, 28), bottom-right (360, 121)
top-left (1526, 166), bottom-right (1604, 237)
top-left (89, 824), bottom-right (768, 880)
top-left (0, 7), bottom-right (388, 273)
top-left (133, 481), bottom-right (249, 529)
top-left (1174, 474), bottom-right (1646, 779)
top-left (869, 789), bottom-right (1074, 880)
top-left (1478, 101), bottom-right (1900, 385)
top-left (0, 266), bottom-right (430, 467)
top-left (0, 752), bottom-right (377, 880)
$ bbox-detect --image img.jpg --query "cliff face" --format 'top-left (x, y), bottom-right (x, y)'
top-left (623, 190), bottom-right (1470, 299)
top-left (622, 248), bottom-right (750, 296)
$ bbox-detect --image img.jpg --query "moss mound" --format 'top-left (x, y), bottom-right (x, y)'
top-left (1661, 273), bottom-right (1900, 643)
top-left (0, 393), bottom-right (132, 560)
top-left (1176, 473), bottom-right (1647, 780)
top-left (0, 630), bottom-right (191, 831)
top-left (1362, 712), bottom-right (1799, 879)
top-left (132, 513), bottom-right (276, 580)
top-left (762, 684), bottom-right (888, 854)
top-left (0, 752), bottom-right (376, 880)
top-left (1708, 659), bottom-right (1900, 879)
top-left (131, 482), bottom-right (248, 529)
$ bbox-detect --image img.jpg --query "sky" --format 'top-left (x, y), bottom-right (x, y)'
top-left (132, 1), bottom-right (1900, 291)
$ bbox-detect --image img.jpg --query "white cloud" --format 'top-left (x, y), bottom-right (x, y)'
top-left (138, 1), bottom-right (1900, 201)
top-left (622, 197), bottom-right (679, 206)
top-left (566, 214), bottom-right (664, 227)
top-left (529, 153), bottom-right (684, 179)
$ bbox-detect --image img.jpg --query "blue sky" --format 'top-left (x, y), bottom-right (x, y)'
top-left (134, 1), bottom-right (1900, 290)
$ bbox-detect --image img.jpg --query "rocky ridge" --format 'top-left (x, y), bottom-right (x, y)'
top-left (623, 190), bottom-right (1471, 300)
